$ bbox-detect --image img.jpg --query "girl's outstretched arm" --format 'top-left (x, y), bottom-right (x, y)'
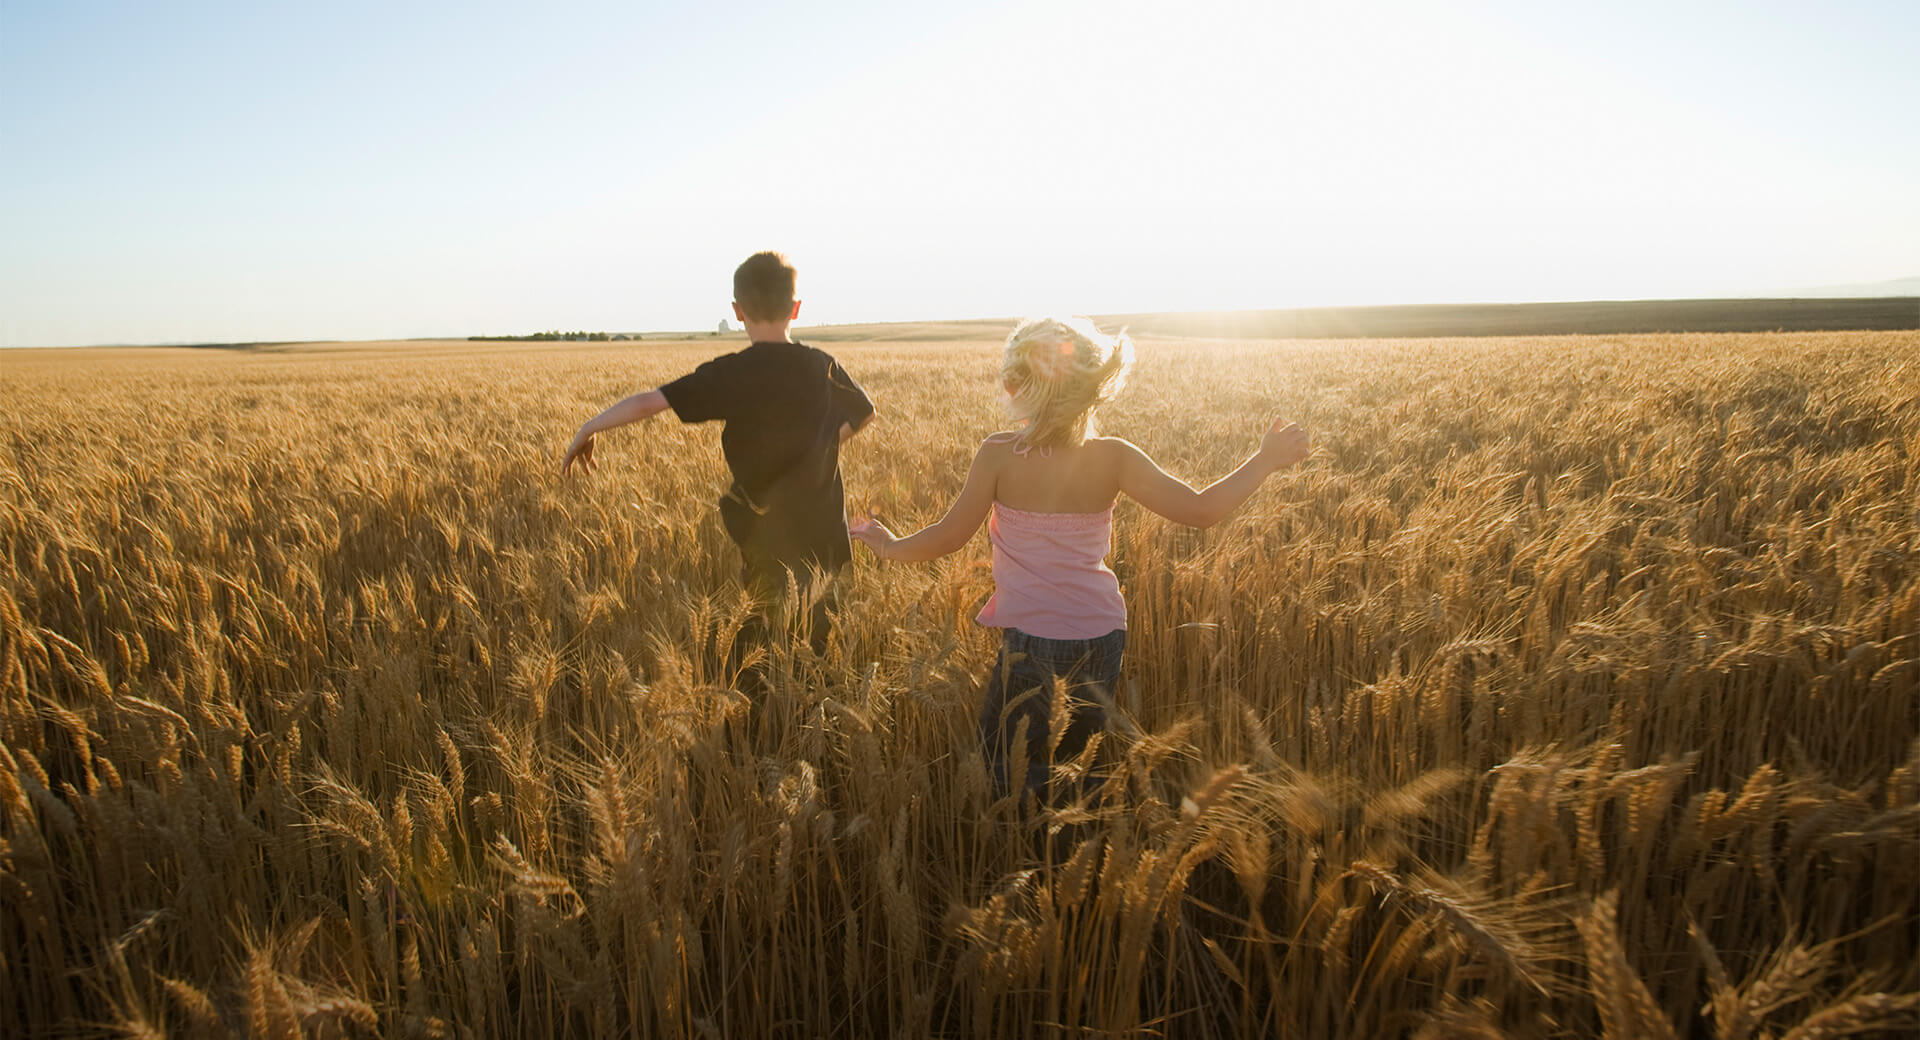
top-left (1117, 418), bottom-right (1308, 527)
top-left (561, 389), bottom-right (670, 475)
top-left (852, 440), bottom-right (1001, 562)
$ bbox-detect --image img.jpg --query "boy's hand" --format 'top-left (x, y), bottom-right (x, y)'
top-left (560, 431), bottom-right (597, 476)
top-left (1259, 419), bottom-right (1309, 473)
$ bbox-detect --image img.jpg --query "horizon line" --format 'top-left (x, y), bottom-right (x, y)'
top-left (6, 289), bottom-right (1917, 351)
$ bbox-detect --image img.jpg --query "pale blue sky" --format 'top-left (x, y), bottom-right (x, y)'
top-left (2, 0), bottom-right (1915, 347)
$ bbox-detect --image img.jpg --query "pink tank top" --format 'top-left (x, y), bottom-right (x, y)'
top-left (975, 502), bottom-right (1128, 639)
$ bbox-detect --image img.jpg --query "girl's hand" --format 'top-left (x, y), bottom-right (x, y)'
top-left (560, 430), bottom-right (597, 476)
top-left (849, 516), bottom-right (899, 557)
top-left (1260, 419), bottom-right (1309, 472)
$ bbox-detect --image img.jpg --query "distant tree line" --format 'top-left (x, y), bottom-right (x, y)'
top-left (469, 330), bottom-right (618, 342)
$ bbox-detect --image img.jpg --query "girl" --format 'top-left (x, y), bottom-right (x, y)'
top-left (852, 317), bottom-right (1309, 802)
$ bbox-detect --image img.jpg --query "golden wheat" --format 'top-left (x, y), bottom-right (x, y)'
top-left (1, 331), bottom-right (1915, 1037)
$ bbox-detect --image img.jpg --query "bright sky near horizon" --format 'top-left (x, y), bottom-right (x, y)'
top-left (2, 0), bottom-right (1915, 347)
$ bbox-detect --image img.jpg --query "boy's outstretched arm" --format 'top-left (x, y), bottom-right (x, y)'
top-left (851, 439), bottom-right (997, 562)
top-left (561, 389), bottom-right (669, 475)
top-left (838, 408), bottom-right (876, 443)
top-left (1117, 418), bottom-right (1308, 527)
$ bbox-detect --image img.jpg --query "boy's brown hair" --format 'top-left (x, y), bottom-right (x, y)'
top-left (733, 251), bottom-right (799, 322)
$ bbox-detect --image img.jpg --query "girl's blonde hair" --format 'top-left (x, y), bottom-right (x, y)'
top-left (1001, 316), bottom-right (1135, 450)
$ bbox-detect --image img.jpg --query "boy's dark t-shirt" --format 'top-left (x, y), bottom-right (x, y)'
top-left (660, 340), bottom-right (874, 576)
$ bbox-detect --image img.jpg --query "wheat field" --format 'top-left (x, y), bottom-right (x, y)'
top-left (2, 330), bottom-right (1916, 1038)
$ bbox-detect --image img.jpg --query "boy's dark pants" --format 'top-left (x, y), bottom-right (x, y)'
top-left (979, 628), bottom-right (1125, 802)
top-left (720, 497), bottom-right (839, 665)
top-left (734, 549), bottom-right (838, 672)
top-left (741, 564), bottom-right (833, 660)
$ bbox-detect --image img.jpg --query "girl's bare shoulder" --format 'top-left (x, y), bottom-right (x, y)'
top-left (974, 430), bottom-right (1024, 466)
top-left (1086, 435), bottom-right (1146, 461)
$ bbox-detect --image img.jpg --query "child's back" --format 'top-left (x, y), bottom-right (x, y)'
top-left (663, 337), bottom-right (872, 576)
top-left (982, 435), bottom-right (1123, 514)
top-left (972, 436), bottom-right (1129, 641)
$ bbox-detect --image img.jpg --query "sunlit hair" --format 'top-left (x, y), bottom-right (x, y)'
top-left (1000, 316), bottom-right (1134, 450)
top-left (733, 251), bottom-right (798, 322)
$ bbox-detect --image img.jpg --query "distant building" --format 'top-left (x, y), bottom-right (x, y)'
top-left (718, 319), bottom-right (731, 333)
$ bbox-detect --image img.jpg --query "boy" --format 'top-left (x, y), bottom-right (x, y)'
top-left (560, 251), bottom-right (875, 654)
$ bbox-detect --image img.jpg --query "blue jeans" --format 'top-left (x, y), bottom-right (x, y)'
top-left (978, 628), bottom-right (1126, 800)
